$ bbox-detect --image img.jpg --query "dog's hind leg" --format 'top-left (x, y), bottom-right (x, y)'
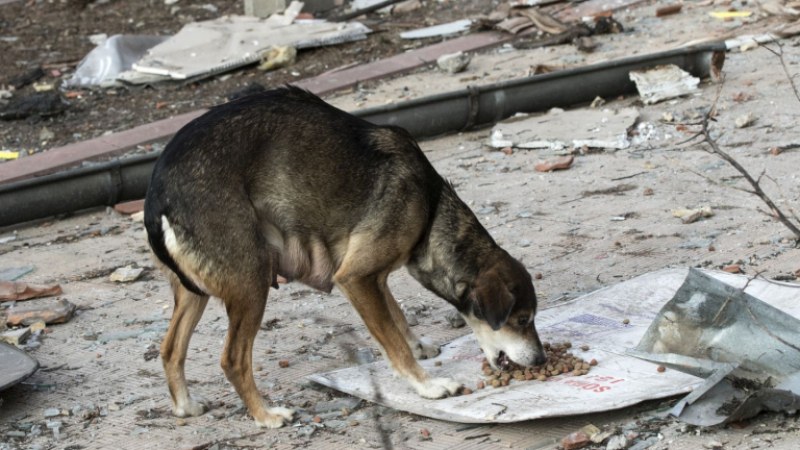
top-left (383, 288), bottom-right (440, 359)
top-left (334, 239), bottom-right (462, 399)
top-left (218, 255), bottom-right (294, 429)
top-left (161, 273), bottom-right (210, 417)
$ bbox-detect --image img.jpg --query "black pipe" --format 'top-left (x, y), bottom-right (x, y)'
top-left (0, 43), bottom-right (726, 228)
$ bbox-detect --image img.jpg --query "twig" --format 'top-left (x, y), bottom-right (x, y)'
top-left (698, 113), bottom-right (800, 244)
top-left (761, 42), bottom-right (800, 105)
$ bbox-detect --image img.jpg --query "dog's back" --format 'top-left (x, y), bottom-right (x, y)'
top-left (145, 86), bottom-right (442, 296)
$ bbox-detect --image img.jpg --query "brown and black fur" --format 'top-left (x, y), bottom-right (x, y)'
top-left (144, 86), bottom-right (545, 428)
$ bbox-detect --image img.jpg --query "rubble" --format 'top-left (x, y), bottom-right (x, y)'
top-left (436, 51), bottom-right (471, 74)
top-left (630, 65), bottom-right (701, 105)
top-left (109, 265), bottom-right (144, 283)
top-left (0, 281), bottom-right (62, 301)
top-left (5, 298), bottom-right (76, 326)
top-left (534, 155), bottom-right (574, 172)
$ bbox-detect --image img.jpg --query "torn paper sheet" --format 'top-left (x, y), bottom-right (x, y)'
top-left (133, 15), bottom-right (370, 80)
top-left (309, 269), bottom-right (800, 423)
top-left (629, 64), bottom-right (700, 105)
top-left (489, 107), bottom-right (639, 151)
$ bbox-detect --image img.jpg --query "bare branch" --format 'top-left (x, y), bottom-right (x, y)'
top-left (698, 112), bottom-right (800, 243)
top-left (761, 42), bottom-right (800, 104)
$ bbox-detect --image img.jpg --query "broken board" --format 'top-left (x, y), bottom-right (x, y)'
top-left (0, 341), bottom-right (38, 391)
top-left (308, 268), bottom-right (800, 423)
top-left (489, 107), bottom-right (639, 151)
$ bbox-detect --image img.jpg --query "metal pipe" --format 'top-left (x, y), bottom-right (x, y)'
top-left (0, 43), bottom-right (726, 228)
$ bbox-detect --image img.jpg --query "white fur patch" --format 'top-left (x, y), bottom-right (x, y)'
top-left (255, 406), bottom-right (295, 428)
top-left (160, 215), bottom-right (210, 294)
top-left (161, 215), bottom-right (180, 256)
top-left (410, 377), bottom-right (462, 399)
top-left (463, 313), bottom-right (540, 368)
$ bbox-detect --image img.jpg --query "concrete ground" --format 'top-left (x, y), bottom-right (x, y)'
top-left (2, 2), bottom-right (800, 449)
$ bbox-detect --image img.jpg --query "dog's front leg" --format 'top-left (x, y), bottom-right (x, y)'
top-left (335, 270), bottom-right (462, 399)
top-left (383, 288), bottom-right (440, 360)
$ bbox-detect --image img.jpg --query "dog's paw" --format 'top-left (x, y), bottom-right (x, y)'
top-left (254, 406), bottom-right (295, 429)
top-left (413, 377), bottom-right (462, 399)
top-left (173, 395), bottom-right (209, 417)
top-left (410, 337), bottom-right (440, 360)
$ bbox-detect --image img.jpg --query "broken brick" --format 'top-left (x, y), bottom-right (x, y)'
top-left (5, 298), bottom-right (76, 326)
top-left (0, 281), bottom-right (63, 301)
top-left (534, 155), bottom-right (574, 172)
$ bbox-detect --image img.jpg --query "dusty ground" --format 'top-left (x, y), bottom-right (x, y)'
top-left (0, 0), bottom-right (490, 154)
top-left (2, 1), bottom-right (800, 450)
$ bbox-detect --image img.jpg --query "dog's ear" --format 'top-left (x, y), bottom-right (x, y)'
top-left (470, 268), bottom-right (515, 331)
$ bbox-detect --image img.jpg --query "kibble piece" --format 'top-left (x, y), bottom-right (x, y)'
top-left (580, 345), bottom-right (589, 351)
top-left (491, 379), bottom-right (501, 388)
top-left (622, 318), bottom-right (630, 325)
top-left (278, 359), bottom-right (290, 368)
top-left (657, 365), bottom-right (666, 373)
top-left (476, 380), bottom-right (485, 389)
top-left (589, 359), bottom-right (598, 366)
top-left (462, 387), bottom-right (473, 395)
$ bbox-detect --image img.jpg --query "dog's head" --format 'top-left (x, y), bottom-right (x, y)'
top-left (461, 253), bottom-right (546, 370)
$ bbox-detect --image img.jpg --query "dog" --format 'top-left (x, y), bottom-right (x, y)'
top-left (144, 86), bottom-right (546, 428)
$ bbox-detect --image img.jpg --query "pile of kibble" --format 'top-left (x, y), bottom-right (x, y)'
top-left (475, 341), bottom-right (597, 390)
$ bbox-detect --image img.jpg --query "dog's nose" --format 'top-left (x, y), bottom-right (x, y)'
top-left (533, 352), bottom-right (547, 366)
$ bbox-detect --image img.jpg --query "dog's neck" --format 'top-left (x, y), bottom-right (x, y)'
top-left (406, 185), bottom-right (497, 310)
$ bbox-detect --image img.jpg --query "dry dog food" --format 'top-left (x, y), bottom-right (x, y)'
top-left (476, 341), bottom-right (595, 389)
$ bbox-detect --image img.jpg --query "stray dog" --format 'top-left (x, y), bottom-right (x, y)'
top-left (144, 86), bottom-right (546, 428)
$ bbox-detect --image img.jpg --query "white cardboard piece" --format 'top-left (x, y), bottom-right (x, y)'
top-left (308, 269), bottom-right (800, 423)
top-left (133, 15), bottom-right (370, 80)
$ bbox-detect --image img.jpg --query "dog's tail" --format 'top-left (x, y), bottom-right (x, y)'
top-left (143, 197), bottom-right (207, 297)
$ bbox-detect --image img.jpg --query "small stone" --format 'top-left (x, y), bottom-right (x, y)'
top-left (312, 415), bottom-right (322, 423)
top-left (436, 51), bottom-right (471, 74)
top-left (606, 434), bottom-right (628, 450)
top-left (420, 428), bottom-right (432, 440)
top-left (534, 272), bottom-right (543, 280)
top-left (38, 127), bottom-right (55, 142)
top-left (734, 112), bottom-right (754, 128)
top-left (622, 318), bottom-right (630, 325)
top-left (643, 187), bottom-right (654, 196)
top-left (722, 264), bottom-right (742, 274)
top-left (355, 347), bottom-right (375, 364)
top-left (109, 265), bottom-right (144, 283)
top-left (176, 418), bottom-right (186, 426)
top-left (1, 327), bottom-right (31, 346)
top-left (43, 408), bottom-right (60, 418)
top-left (562, 430), bottom-right (591, 450)
top-left (278, 359), bottom-right (290, 368)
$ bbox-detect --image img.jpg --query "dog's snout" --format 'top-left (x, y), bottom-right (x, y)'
top-left (533, 352), bottom-right (547, 366)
